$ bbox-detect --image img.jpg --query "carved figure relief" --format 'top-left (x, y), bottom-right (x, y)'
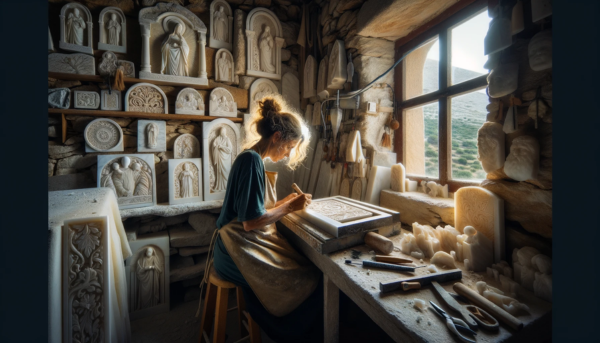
top-left (233, 10), bottom-right (246, 75)
top-left (326, 40), bottom-right (348, 90)
top-left (477, 122), bottom-right (505, 173)
top-left (133, 247), bottom-right (163, 310)
top-left (211, 127), bottom-right (233, 192)
top-left (169, 158), bottom-right (202, 204)
top-left (178, 163), bottom-right (197, 198)
top-left (504, 135), bottom-right (539, 181)
top-left (246, 8), bottom-right (284, 80)
top-left (303, 55), bottom-right (316, 98)
top-left (209, 87), bottom-right (237, 117)
top-left (74, 91), bottom-right (100, 109)
top-left (146, 123), bottom-right (158, 149)
top-left (125, 83), bottom-right (168, 113)
top-left (98, 7), bottom-right (126, 53)
top-left (249, 78), bottom-right (279, 115)
top-left (48, 53), bottom-right (95, 75)
top-left (174, 134), bottom-right (200, 158)
top-left (118, 60), bottom-right (135, 77)
top-left (101, 90), bottom-right (121, 111)
top-left (259, 26), bottom-right (276, 73)
top-left (203, 119), bottom-right (240, 200)
top-left (209, 0), bottom-right (233, 50)
top-left (98, 51), bottom-right (119, 77)
top-left (98, 154), bottom-right (156, 209)
top-left (138, 120), bottom-right (166, 153)
top-left (60, 3), bottom-right (93, 55)
top-left (317, 56), bottom-right (329, 99)
top-left (175, 88), bottom-right (204, 115)
top-left (307, 199), bottom-right (372, 223)
top-left (85, 118), bottom-right (123, 152)
top-left (161, 23), bottom-right (190, 76)
top-left (215, 49), bottom-right (234, 83)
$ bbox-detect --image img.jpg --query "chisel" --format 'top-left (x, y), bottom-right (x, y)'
top-left (345, 260), bottom-right (425, 273)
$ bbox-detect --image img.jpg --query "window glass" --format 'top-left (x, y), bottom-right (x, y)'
top-left (404, 102), bottom-right (439, 178)
top-left (451, 10), bottom-right (492, 85)
top-left (403, 37), bottom-right (439, 100)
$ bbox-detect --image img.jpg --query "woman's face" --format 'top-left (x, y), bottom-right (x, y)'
top-left (269, 134), bottom-right (299, 162)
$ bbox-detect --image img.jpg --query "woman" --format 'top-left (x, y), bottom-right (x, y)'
top-left (209, 97), bottom-right (322, 342)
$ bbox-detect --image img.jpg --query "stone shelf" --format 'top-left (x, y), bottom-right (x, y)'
top-left (48, 108), bottom-right (244, 123)
top-left (48, 72), bottom-right (211, 90)
top-left (120, 200), bottom-right (223, 220)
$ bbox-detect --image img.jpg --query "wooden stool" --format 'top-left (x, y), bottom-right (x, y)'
top-left (199, 266), bottom-right (261, 343)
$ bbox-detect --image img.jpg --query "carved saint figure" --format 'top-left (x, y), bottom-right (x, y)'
top-left (161, 23), bottom-right (189, 76)
top-left (135, 247), bottom-right (162, 310)
top-left (66, 8), bottom-right (86, 46)
top-left (107, 13), bottom-right (121, 46)
top-left (258, 26), bottom-right (276, 74)
top-left (179, 163), bottom-right (195, 198)
top-left (218, 52), bottom-right (232, 82)
top-left (213, 6), bottom-right (228, 42)
top-left (182, 93), bottom-right (199, 110)
top-left (146, 123), bottom-right (158, 149)
top-left (132, 162), bottom-right (152, 196)
top-left (212, 127), bottom-right (233, 192)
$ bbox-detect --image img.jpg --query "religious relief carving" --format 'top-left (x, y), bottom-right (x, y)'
top-left (125, 83), bottom-right (168, 113)
top-left (209, 0), bottom-right (233, 50)
top-left (209, 87), bottom-right (237, 117)
top-left (97, 154), bottom-right (157, 209)
top-left (307, 199), bottom-right (372, 223)
top-left (246, 8), bottom-right (284, 80)
top-left (175, 88), bottom-right (204, 115)
top-left (60, 3), bottom-right (93, 55)
top-left (249, 78), bottom-right (279, 115)
top-left (326, 40), bottom-right (348, 90)
top-left (233, 10), bottom-right (246, 75)
top-left (203, 119), bottom-right (240, 200)
top-left (317, 56), bottom-right (329, 100)
top-left (146, 123), bottom-right (158, 149)
top-left (101, 90), bottom-right (121, 111)
top-left (118, 60), bottom-right (135, 77)
top-left (138, 120), bottom-right (166, 153)
top-left (48, 53), bottom-right (95, 75)
top-left (161, 23), bottom-right (190, 76)
top-left (303, 55), bottom-right (316, 98)
top-left (85, 118), bottom-right (123, 152)
top-left (74, 91), bottom-right (100, 109)
top-left (169, 158), bottom-right (203, 204)
top-left (174, 133), bottom-right (200, 158)
top-left (215, 49), bottom-right (234, 83)
top-left (98, 51), bottom-right (119, 77)
top-left (211, 127), bottom-right (233, 192)
top-left (98, 7), bottom-right (127, 53)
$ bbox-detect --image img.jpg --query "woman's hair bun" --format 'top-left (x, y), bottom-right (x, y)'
top-left (258, 98), bottom-right (281, 117)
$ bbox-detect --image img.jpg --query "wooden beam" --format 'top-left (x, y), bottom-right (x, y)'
top-left (323, 275), bottom-right (340, 343)
top-left (48, 72), bottom-right (211, 90)
top-left (48, 108), bottom-right (244, 123)
top-left (397, 74), bottom-right (488, 110)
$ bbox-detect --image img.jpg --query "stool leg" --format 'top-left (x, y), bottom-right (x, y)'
top-left (236, 287), bottom-right (248, 338)
top-left (247, 313), bottom-right (262, 343)
top-left (199, 283), bottom-right (218, 343)
top-left (213, 287), bottom-right (229, 343)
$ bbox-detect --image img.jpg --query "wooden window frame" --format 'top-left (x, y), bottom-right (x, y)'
top-left (393, 0), bottom-right (489, 193)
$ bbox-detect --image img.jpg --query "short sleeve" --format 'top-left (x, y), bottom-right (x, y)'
top-left (233, 152), bottom-right (266, 222)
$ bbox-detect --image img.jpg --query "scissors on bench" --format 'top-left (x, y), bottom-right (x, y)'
top-left (430, 301), bottom-right (478, 343)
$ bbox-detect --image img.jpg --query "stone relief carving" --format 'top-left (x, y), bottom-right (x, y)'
top-left (98, 154), bottom-right (156, 209)
top-left (125, 83), bottom-right (168, 113)
top-left (174, 134), bottom-right (200, 158)
top-left (60, 3), bottom-right (93, 54)
top-left (209, 87), bottom-right (237, 117)
top-left (307, 199), bottom-right (372, 223)
top-left (282, 73), bottom-right (300, 110)
top-left (48, 53), bottom-right (95, 75)
top-left (118, 60), bottom-right (136, 77)
top-left (137, 120), bottom-right (166, 153)
top-left (215, 49), bottom-right (234, 83)
top-left (84, 118), bottom-right (123, 152)
top-left (209, 0), bottom-right (233, 50)
top-left (529, 30), bottom-right (552, 71)
top-left (249, 78), bottom-right (279, 115)
top-left (98, 7), bottom-right (126, 53)
top-left (504, 135), bottom-right (539, 181)
top-left (487, 63), bottom-right (518, 98)
top-left (246, 8), bottom-right (284, 80)
top-left (74, 91), bottom-right (100, 109)
top-left (203, 119), bottom-right (240, 200)
top-left (177, 162), bottom-right (198, 198)
top-left (303, 55), bottom-right (316, 98)
top-left (161, 22), bottom-right (190, 76)
top-left (233, 10), bottom-right (246, 76)
top-left (133, 247), bottom-right (163, 310)
top-left (327, 40), bottom-right (348, 90)
top-left (317, 56), bottom-right (329, 100)
top-left (101, 90), bottom-right (121, 111)
top-left (98, 51), bottom-right (119, 77)
top-left (146, 123), bottom-right (158, 149)
top-left (477, 122), bottom-right (505, 173)
top-left (175, 88), bottom-right (205, 115)
top-left (169, 158), bottom-right (203, 204)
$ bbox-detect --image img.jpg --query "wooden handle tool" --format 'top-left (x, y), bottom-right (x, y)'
top-left (375, 255), bottom-right (413, 264)
top-left (291, 183), bottom-right (303, 194)
top-left (364, 232), bottom-right (394, 255)
top-left (380, 269), bottom-right (462, 293)
top-left (401, 282), bottom-right (421, 291)
top-left (453, 282), bottom-right (523, 331)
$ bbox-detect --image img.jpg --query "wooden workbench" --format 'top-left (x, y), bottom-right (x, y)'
top-left (277, 214), bottom-right (552, 343)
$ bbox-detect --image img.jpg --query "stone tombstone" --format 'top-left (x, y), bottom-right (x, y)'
top-left (125, 83), bottom-right (168, 113)
top-left (118, 60), bottom-right (136, 77)
top-left (209, 87), bottom-right (237, 117)
top-left (303, 55), bottom-right (316, 98)
top-left (528, 30), bottom-right (552, 71)
top-left (48, 88), bottom-right (71, 109)
top-left (477, 122), bottom-right (505, 173)
top-left (282, 73), bottom-right (300, 111)
top-left (504, 135), bottom-right (540, 181)
top-left (74, 91), bottom-right (100, 109)
top-left (327, 40), bottom-right (348, 90)
top-left (137, 120), bottom-right (166, 153)
top-left (62, 216), bottom-right (110, 343)
top-left (174, 134), bottom-right (200, 158)
top-left (233, 9), bottom-right (246, 76)
top-left (203, 118), bottom-right (241, 201)
top-left (245, 8), bottom-right (285, 80)
top-left (249, 78), bottom-right (279, 115)
top-left (215, 49), bottom-right (235, 83)
top-left (59, 2), bottom-right (93, 54)
top-left (138, 3), bottom-right (209, 86)
top-left (175, 88), bottom-right (205, 115)
top-left (209, 0), bottom-right (233, 51)
top-left (316, 56), bottom-right (329, 100)
top-left (125, 231), bottom-right (170, 320)
top-left (168, 158), bottom-right (203, 205)
top-left (97, 154), bottom-right (157, 209)
top-left (487, 63), bottom-right (518, 98)
top-left (84, 118), bottom-right (124, 153)
top-left (48, 26), bottom-right (54, 52)
top-left (98, 7), bottom-right (127, 53)
top-left (101, 90), bottom-right (122, 111)
top-left (48, 53), bottom-right (95, 75)
top-left (455, 186), bottom-right (505, 262)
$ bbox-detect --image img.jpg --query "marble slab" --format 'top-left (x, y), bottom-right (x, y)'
top-left (138, 120), bottom-right (166, 153)
top-left (245, 8), bottom-right (285, 80)
top-left (174, 134), bottom-right (200, 158)
top-left (101, 90), bottom-right (122, 111)
top-left (203, 118), bottom-right (241, 201)
top-left (364, 166), bottom-right (392, 205)
top-left (168, 158), bottom-right (203, 205)
top-left (48, 53), bottom-right (95, 75)
top-left (97, 154), bottom-right (157, 209)
top-left (175, 88), bottom-right (205, 115)
top-left (74, 90), bottom-right (100, 109)
top-left (85, 118), bottom-right (124, 153)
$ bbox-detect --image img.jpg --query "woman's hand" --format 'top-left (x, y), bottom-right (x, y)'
top-left (287, 193), bottom-right (312, 213)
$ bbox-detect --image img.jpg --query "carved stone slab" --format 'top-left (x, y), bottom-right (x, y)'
top-left (48, 53), bottom-right (95, 75)
top-left (118, 60), bottom-right (135, 77)
top-left (84, 118), bottom-right (124, 153)
top-left (59, 2), bottom-right (93, 55)
top-left (249, 78), bottom-right (279, 115)
top-left (364, 165), bottom-right (391, 205)
top-left (215, 49), bottom-right (235, 83)
top-left (62, 216), bottom-right (110, 343)
top-left (209, 0), bottom-right (233, 51)
top-left (303, 55), bottom-right (317, 98)
top-left (203, 118), bottom-right (241, 201)
top-left (327, 40), bottom-right (348, 90)
top-left (168, 158), bottom-right (203, 205)
top-left (138, 120), bottom-right (166, 153)
top-left (245, 8), bottom-right (285, 80)
top-left (101, 90), bottom-right (122, 111)
top-left (174, 134), bottom-right (200, 158)
top-left (175, 88), bottom-right (205, 115)
top-left (317, 56), bottom-right (329, 100)
top-left (98, 7), bottom-right (127, 53)
top-left (97, 154), bottom-right (157, 209)
top-left (209, 87), bottom-right (237, 117)
top-left (455, 186), bottom-right (505, 263)
top-left (74, 91), bottom-right (100, 109)
top-left (125, 231), bottom-right (170, 320)
top-left (125, 83), bottom-right (168, 113)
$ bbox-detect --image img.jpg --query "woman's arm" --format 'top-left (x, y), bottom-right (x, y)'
top-left (242, 194), bottom-right (311, 232)
top-left (274, 192), bottom-right (312, 208)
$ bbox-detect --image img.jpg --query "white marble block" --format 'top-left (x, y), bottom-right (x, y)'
top-left (74, 91), bottom-right (100, 109)
top-left (98, 7), bottom-right (127, 53)
top-left (282, 73), bottom-right (300, 111)
top-left (209, 87), bottom-right (237, 117)
top-left (138, 120), bottom-right (166, 153)
top-left (249, 78), bottom-right (279, 115)
top-left (48, 53), bottom-right (95, 75)
top-left (125, 83), bottom-right (168, 113)
top-left (118, 60), bottom-right (136, 77)
top-left (455, 186), bottom-right (505, 262)
top-left (391, 163), bottom-right (406, 192)
top-left (477, 122), bottom-right (505, 173)
top-left (365, 166), bottom-right (392, 205)
top-left (462, 226), bottom-right (494, 272)
top-left (314, 161), bottom-right (334, 199)
top-left (316, 56), bottom-right (329, 100)
top-left (327, 40), bottom-right (348, 90)
top-left (215, 49), bottom-right (235, 83)
top-left (303, 55), bottom-right (317, 98)
top-left (97, 154), bottom-right (157, 209)
top-left (85, 118), bottom-right (124, 153)
top-left (174, 133), bottom-right (200, 158)
top-left (203, 118), bottom-right (241, 200)
top-left (168, 158), bottom-right (203, 205)
top-left (504, 135), bottom-right (540, 181)
top-left (138, 3), bottom-right (209, 86)
top-left (101, 90), bottom-right (122, 111)
top-left (406, 179), bottom-right (418, 192)
top-left (59, 2), bottom-right (93, 55)
top-left (245, 8), bottom-right (285, 80)
top-left (209, 0), bottom-right (233, 51)
top-left (175, 88), bottom-right (205, 115)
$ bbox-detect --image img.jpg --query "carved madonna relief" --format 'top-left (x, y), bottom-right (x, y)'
top-left (203, 119), bottom-right (240, 200)
top-left (59, 3), bottom-right (93, 55)
top-left (246, 8), bottom-right (285, 80)
top-left (215, 49), bottom-right (235, 83)
top-left (84, 118), bottom-right (124, 153)
top-left (209, 0), bottom-right (233, 51)
top-left (209, 87), bottom-right (237, 117)
top-left (175, 88), bottom-right (205, 115)
top-left (137, 120), bottom-right (166, 152)
top-left (168, 158), bottom-right (203, 204)
top-left (307, 199), bottom-right (372, 223)
top-left (97, 154), bottom-right (157, 209)
top-left (174, 133), bottom-right (200, 158)
top-left (139, 3), bottom-right (208, 86)
top-left (98, 7), bottom-right (127, 53)
top-left (249, 78), bottom-right (279, 115)
top-left (327, 40), bottom-right (348, 90)
top-left (303, 55), bottom-right (317, 98)
top-left (48, 53), bottom-right (95, 75)
top-left (317, 56), bottom-right (329, 100)
top-left (125, 83), bottom-right (168, 113)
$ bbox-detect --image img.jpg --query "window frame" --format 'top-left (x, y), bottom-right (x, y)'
top-left (393, 0), bottom-right (489, 192)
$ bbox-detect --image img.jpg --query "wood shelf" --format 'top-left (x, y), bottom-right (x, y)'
top-left (48, 72), bottom-right (212, 90)
top-left (48, 108), bottom-right (243, 123)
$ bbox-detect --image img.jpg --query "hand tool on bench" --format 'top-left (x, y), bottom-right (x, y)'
top-left (344, 260), bottom-right (425, 272)
top-left (431, 281), bottom-right (499, 331)
top-left (374, 255), bottom-right (413, 264)
top-left (430, 301), bottom-right (477, 343)
top-left (379, 269), bottom-right (462, 293)
top-left (364, 232), bottom-right (394, 254)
